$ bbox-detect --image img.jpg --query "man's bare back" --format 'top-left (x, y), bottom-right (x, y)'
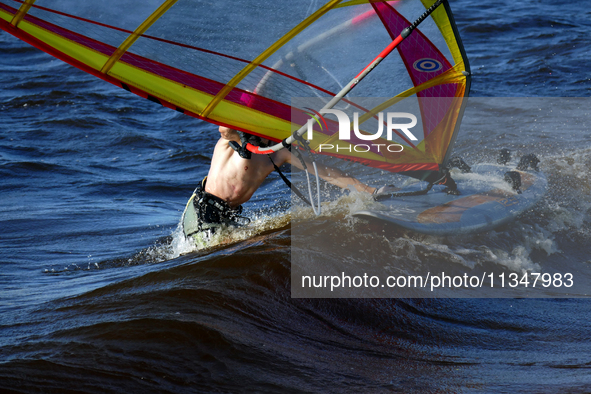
top-left (204, 126), bottom-right (375, 208)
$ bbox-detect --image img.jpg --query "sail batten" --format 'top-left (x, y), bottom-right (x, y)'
top-left (100, 0), bottom-right (179, 75)
top-left (9, 0), bottom-right (34, 27)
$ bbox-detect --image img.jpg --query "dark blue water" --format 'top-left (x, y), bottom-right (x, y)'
top-left (2, 0), bottom-right (591, 392)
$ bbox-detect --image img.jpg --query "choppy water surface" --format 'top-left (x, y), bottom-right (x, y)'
top-left (2, 0), bottom-right (591, 392)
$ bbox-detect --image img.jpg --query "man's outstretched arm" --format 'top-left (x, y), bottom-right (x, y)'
top-left (285, 152), bottom-right (376, 194)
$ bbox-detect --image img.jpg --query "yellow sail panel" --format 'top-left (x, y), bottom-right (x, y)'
top-left (107, 60), bottom-right (293, 140)
top-left (13, 18), bottom-right (110, 71)
top-left (205, 101), bottom-right (292, 141)
top-left (0, 7), bottom-right (15, 23)
top-left (421, 0), bottom-right (467, 71)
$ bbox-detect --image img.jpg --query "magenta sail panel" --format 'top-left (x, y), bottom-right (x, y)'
top-left (372, 2), bottom-right (458, 139)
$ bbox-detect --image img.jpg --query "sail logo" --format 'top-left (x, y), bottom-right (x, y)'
top-left (304, 109), bottom-right (418, 154)
top-left (413, 58), bottom-right (442, 73)
top-left (303, 107), bottom-right (328, 133)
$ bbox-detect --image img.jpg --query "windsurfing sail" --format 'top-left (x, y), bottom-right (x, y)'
top-left (0, 0), bottom-right (470, 179)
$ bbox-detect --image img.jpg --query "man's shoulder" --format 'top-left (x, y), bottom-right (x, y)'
top-left (211, 138), bottom-right (235, 161)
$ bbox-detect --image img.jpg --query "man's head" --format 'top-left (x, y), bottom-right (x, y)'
top-left (218, 126), bottom-right (269, 147)
top-left (243, 133), bottom-right (267, 147)
top-left (219, 126), bottom-right (239, 141)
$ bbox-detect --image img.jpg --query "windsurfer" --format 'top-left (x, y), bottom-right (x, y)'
top-left (182, 126), bottom-right (377, 239)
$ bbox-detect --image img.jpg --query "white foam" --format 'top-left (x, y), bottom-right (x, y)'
top-left (161, 210), bottom-right (293, 257)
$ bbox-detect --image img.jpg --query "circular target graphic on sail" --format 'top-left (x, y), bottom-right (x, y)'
top-left (413, 58), bottom-right (443, 73)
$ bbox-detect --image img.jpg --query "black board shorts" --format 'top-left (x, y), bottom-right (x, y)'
top-left (181, 178), bottom-right (248, 239)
